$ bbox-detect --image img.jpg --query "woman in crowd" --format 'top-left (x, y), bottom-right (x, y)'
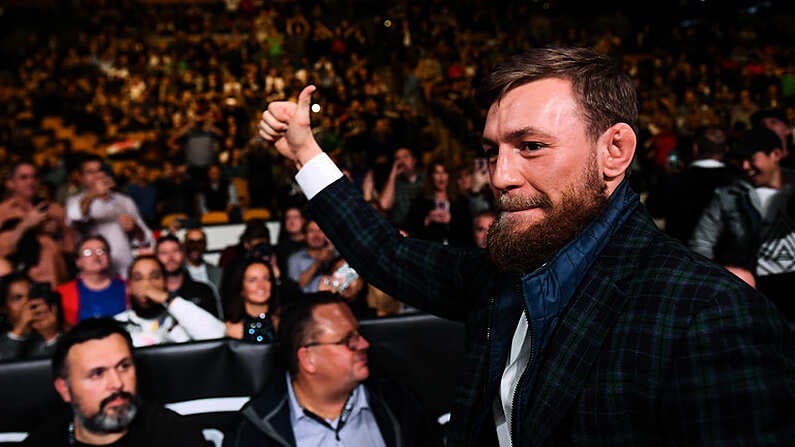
top-left (115, 255), bottom-right (226, 347)
top-left (0, 272), bottom-right (63, 361)
top-left (406, 160), bottom-right (472, 247)
top-left (224, 259), bottom-right (279, 343)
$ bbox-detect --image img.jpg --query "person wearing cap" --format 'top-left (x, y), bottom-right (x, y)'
top-left (690, 127), bottom-right (795, 319)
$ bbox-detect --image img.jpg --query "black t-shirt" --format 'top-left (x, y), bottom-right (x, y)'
top-left (23, 402), bottom-right (207, 447)
top-left (176, 272), bottom-right (220, 318)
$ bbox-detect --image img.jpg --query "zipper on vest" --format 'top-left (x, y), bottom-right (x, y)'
top-left (510, 302), bottom-right (534, 446)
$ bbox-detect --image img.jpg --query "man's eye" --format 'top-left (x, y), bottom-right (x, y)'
top-left (519, 142), bottom-right (545, 152)
top-left (483, 148), bottom-right (498, 162)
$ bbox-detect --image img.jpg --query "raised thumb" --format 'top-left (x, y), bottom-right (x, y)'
top-left (295, 85), bottom-right (316, 122)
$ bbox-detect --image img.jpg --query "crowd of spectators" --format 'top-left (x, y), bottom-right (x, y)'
top-left (1, 0), bottom-right (795, 363)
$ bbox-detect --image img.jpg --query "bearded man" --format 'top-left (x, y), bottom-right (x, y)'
top-left (259, 47), bottom-right (794, 446)
top-left (22, 317), bottom-right (206, 446)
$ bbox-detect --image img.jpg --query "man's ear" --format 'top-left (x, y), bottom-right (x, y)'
top-left (297, 347), bottom-right (317, 374)
top-left (771, 147), bottom-right (784, 163)
top-left (601, 122), bottom-right (637, 180)
top-left (54, 377), bottom-right (72, 403)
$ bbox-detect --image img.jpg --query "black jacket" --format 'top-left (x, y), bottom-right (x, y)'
top-left (23, 402), bottom-right (207, 446)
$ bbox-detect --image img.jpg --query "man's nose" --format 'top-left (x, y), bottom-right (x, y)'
top-left (357, 334), bottom-right (370, 350)
top-left (107, 369), bottom-right (124, 390)
top-left (489, 148), bottom-right (523, 191)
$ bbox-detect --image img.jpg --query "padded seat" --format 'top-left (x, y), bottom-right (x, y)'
top-left (201, 211), bottom-right (230, 225)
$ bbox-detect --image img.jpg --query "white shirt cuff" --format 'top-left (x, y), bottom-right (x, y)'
top-left (295, 153), bottom-right (344, 200)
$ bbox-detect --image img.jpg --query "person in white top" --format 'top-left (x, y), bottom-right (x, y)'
top-left (65, 154), bottom-right (153, 279)
top-left (115, 255), bottom-right (225, 347)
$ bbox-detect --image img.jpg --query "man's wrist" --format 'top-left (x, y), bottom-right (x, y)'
top-left (295, 153), bottom-right (344, 200)
top-left (294, 143), bottom-right (324, 168)
top-left (165, 291), bottom-right (178, 306)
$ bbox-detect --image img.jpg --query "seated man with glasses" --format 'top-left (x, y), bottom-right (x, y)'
top-left (56, 236), bottom-right (127, 328)
top-left (224, 291), bottom-right (440, 447)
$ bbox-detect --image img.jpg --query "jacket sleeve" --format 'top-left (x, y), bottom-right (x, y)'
top-left (688, 191), bottom-right (724, 260)
top-left (307, 177), bottom-right (492, 321)
top-left (167, 297), bottom-right (226, 341)
top-left (662, 289), bottom-right (795, 444)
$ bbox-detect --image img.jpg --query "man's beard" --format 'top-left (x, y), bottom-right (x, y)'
top-left (186, 250), bottom-right (203, 265)
top-left (165, 264), bottom-right (183, 277)
top-left (72, 391), bottom-right (140, 434)
top-left (487, 154), bottom-right (608, 273)
top-left (132, 297), bottom-right (166, 320)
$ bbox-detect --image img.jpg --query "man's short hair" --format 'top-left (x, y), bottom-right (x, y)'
top-left (240, 219), bottom-right (271, 244)
top-left (693, 125), bottom-right (729, 158)
top-left (476, 47), bottom-right (639, 142)
top-left (51, 317), bottom-right (133, 381)
top-left (79, 153), bottom-right (105, 172)
top-left (278, 291), bottom-right (346, 376)
top-left (155, 233), bottom-right (182, 251)
top-left (127, 254), bottom-right (166, 280)
top-left (473, 209), bottom-right (496, 226)
top-left (733, 127), bottom-right (782, 158)
top-left (5, 159), bottom-right (36, 180)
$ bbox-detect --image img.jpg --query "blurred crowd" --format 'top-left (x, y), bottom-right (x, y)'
top-left (1, 0), bottom-right (795, 362)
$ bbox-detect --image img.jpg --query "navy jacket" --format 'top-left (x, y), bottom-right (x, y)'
top-left (308, 176), bottom-right (794, 446)
top-left (223, 367), bottom-right (441, 447)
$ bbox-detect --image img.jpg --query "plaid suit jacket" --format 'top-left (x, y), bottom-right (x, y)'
top-left (308, 177), bottom-right (794, 446)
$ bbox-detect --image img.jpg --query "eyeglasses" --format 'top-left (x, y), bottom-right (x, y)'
top-left (302, 331), bottom-right (363, 351)
top-left (81, 248), bottom-right (107, 257)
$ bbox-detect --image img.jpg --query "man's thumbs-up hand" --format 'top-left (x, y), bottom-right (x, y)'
top-left (259, 85), bottom-right (323, 168)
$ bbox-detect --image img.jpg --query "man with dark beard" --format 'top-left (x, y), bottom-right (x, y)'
top-left (258, 47), bottom-right (794, 445)
top-left (155, 234), bottom-right (220, 318)
top-left (22, 317), bottom-right (206, 446)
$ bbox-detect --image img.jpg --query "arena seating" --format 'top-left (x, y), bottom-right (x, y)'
top-left (0, 313), bottom-right (465, 446)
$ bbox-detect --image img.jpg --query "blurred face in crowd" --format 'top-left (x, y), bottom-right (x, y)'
top-left (241, 262), bottom-right (272, 306)
top-left (304, 221), bottom-right (328, 250)
top-left (6, 163), bottom-right (38, 201)
top-left (4, 278), bottom-right (30, 326)
top-left (80, 160), bottom-right (103, 189)
top-left (284, 208), bottom-right (305, 237)
top-left (482, 80), bottom-right (613, 273)
top-left (183, 229), bottom-right (207, 265)
top-left (208, 165), bottom-right (222, 183)
top-left (128, 258), bottom-right (166, 310)
top-left (155, 240), bottom-right (185, 275)
top-left (54, 334), bottom-right (138, 435)
top-left (456, 168), bottom-right (473, 193)
top-left (743, 149), bottom-right (782, 188)
top-left (394, 148), bottom-right (417, 176)
top-left (76, 238), bottom-right (111, 275)
top-left (430, 163), bottom-right (450, 193)
top-left (473, 213), bottom-right (495, 250)
top-left (302, 303), bottom-right (370, 393)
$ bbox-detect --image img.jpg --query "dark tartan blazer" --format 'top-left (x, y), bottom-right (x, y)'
top-left (308, 177), bottom-right (795, 446)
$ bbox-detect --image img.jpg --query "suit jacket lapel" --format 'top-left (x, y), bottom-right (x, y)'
top-left (518, 273), bottom-right (629, 445)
